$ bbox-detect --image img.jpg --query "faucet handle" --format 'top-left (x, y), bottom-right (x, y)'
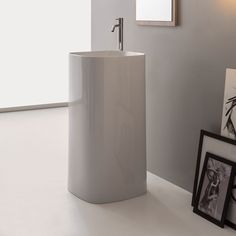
top-left (116, 18), bottom-right (123, 22)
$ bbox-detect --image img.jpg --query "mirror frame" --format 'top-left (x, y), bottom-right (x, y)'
top-left (136, 0), bottom-right (177, 27)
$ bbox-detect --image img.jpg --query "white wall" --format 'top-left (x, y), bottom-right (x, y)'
top-left (0, 0), bottom-right (91, 108)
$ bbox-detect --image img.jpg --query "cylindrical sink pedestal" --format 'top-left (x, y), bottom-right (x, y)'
top-left (68, 51), bottom-right (146, 203)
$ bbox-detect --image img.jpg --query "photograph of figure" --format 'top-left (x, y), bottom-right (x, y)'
top-left (194, 152), bottom-right (235, 227)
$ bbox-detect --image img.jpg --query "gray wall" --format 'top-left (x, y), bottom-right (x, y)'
top-left (91, 0), bottom-right (236, 191)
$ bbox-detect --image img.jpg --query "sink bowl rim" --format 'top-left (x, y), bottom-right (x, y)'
top-left (70, 50), bottom-right (145, 58)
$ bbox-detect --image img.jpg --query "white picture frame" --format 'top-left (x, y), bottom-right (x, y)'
top-left (136, 0), bottom-right (177, 27)
top-left (221, 68), bottom-right (236, 140)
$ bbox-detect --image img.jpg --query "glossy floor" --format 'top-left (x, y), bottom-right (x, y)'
top-left (0, 107), bottom-right (234, 235)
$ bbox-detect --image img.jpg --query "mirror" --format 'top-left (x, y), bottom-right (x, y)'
top-left (136, 0), bottom-right (177, 26)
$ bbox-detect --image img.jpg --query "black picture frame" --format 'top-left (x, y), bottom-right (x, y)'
top-left (193, 152), bottom-right (235, 228)
top-left (192, 130), bottom-right (236, 229)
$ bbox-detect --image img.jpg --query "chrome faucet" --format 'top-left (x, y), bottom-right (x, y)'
top-left (111, 18), bottom-right (124, 51)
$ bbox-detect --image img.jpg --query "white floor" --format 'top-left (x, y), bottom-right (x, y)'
top-left (0, 107), bottom-right (235, 236)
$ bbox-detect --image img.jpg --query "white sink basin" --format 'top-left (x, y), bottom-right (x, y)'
top-left (68, 50), bottom-right (146, 203)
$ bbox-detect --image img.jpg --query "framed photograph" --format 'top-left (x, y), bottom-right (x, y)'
top-left (192, 130), bottom-right (236, 228)
top-left (221, 68), bottom-right (236, 140)
top-left (193, 152), bottom-right (235, 228)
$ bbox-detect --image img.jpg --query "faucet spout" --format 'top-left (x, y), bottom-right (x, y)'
top-left (111, 24), bottom-right (119, 32)
top-left (111, 18), bottom-right (124, 51)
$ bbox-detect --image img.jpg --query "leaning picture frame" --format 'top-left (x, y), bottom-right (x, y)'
top-left (193, 152), bottom-right (235, 228)
top-left (192, 130), bottom-right (236, 229)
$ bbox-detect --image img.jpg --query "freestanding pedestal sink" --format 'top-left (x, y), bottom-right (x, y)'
top-left (68, 51), bottom-right (146, 203)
